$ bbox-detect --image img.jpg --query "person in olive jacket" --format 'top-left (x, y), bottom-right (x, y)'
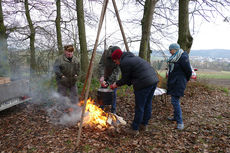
top-left (110, 49), bottom-right (159, 136)
top-left (53, 45), bottom-right (80, 104)
top-left (98, 46), bottom-right (120, 113)
top-left (167, 43), bottom-right (192, 130)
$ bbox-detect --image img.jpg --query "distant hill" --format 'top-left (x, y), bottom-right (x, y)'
top-left (150, 49), bottom-right (230, 60)
top-left (190, 49), bottom-right (230, 59)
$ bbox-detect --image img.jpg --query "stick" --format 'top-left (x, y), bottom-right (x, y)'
top-left (76, 0), bottom-right (109, 147)
top-left (112, 0), bottom-right (130, 52)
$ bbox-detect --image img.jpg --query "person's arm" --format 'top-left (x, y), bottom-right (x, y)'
top-left (53, 58), bottom-right (64, 78)
top-left (106, 65), bottom-right (120, 85)
top-left (180, 53), bottom-right (192, 81)
top-left (116, 64), bottom-right (131, 87)
top-left (73, 57), bottom-right (80, 78)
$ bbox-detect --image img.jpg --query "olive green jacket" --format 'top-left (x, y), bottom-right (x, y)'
top-left (98, 48), bottom-right (120, 85)
top-left (54, 54), bottom-right (80, 87)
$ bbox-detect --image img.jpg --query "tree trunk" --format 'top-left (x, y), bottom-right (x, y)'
top-left (147, 41), bottom-right (152, 62)
top-left (0, 0), bottom-right (9, 77)
top-left (25, 0), bottom-right (36, 77)
top-left (76, 0), bottom-right (89, 81)
top-left (178, 0), bottom-right (193, 54)
top-left (55, 0), bottom-right (63, 55)
top-left (139, 0), bottom-right (157, 60)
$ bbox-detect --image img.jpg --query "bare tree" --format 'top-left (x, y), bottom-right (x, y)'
top-left (24, 0), bottom-right (36, 77)
top-left (178, 0), bottom-right (193, 53)
top-left (0, 0), bottom-right (9, 76)
top-left (76, 0), bottom-right (89, 81)
top-left (55, 0), bottom-right (63, 55)
top-left (139, 0), bottom-right (158, 61)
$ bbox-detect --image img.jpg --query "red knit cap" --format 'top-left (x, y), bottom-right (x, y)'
top-left (111, 49), bottom-right (123, 60)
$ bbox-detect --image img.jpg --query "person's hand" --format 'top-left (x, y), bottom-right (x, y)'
top-left (60, 75), bottom-right (68, 84)
top-left (110, 82), bottom-right (117, 90)
top-left (99, 76), bottom-right (104, 83)
top-left (74, 74), bottom-right (78, 81)
top-left (101, 81), bottom-right (108, 88)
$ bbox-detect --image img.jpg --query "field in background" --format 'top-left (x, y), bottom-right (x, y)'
top-left (157, 69), bottom-right (230, 89)
top-left (196, 70), bottom-right (230, 79)
top-left (158, 69), bottom-right (230, 79)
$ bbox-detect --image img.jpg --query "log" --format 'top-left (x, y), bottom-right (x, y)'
top-left (0, 77), bottom-right (10, 85)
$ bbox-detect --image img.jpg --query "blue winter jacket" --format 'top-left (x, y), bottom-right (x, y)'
top-left (116, 52), bottom-right (159, 91)
top-left (167, 51), bottom-right (192, 97)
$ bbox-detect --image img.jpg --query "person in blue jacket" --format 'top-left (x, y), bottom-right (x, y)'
top-left (167, 43), bottom-right (192, 130)
top-left (110, 49), bottom-right (159, 136)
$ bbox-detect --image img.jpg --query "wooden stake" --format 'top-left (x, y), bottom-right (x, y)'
top-left (77, 0), bottom-right (130, 146)
top-left (76, 0), bottom-right (109, 147)
top-left (112, 0), bottom-right (130, 52)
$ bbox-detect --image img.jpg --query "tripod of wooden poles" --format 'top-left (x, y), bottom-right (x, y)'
top-left (76, 0), bottom-right (130, 146)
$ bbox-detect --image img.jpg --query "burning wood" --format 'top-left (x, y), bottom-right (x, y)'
top-left (0, 77), bottom-right (10, 85)
top-left (78, 98), bottom-right (126, 129)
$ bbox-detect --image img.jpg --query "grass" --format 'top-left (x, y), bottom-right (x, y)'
top-left (217, 87), bottom-right (229, 96)
top-left (158, 70), bottom-right (230, 80)
top-left (48, 70), bottom-right (229, 99)
top-left (104, 147), bottom-right (115, 152)
top-left (158, 70), bottom-right (230, 95)
top-left (82, 144), bottom-right (92, 152)
top-left (157, 70), bottom-right (167, 78)
top-left (197, 71), bottom-right (230, 79)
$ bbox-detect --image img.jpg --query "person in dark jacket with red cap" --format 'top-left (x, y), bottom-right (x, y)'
top-left (167, 43), bottom-right (192, 130)
top-left (110, 48), bottom-right (159, 136)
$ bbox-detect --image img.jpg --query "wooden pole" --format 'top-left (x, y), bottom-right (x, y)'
top-left (80, 0), bottom-right (108, 100)
top-left (76, 0), bottom-right (109, 147)
top-left (111, 0), bottom-right (130, 52)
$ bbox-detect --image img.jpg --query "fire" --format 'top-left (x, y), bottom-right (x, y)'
top-left (79, 98), bottom-right (109, 127)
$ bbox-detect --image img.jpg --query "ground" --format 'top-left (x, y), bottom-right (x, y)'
top-left (0, 80), bottom-right (229, 152)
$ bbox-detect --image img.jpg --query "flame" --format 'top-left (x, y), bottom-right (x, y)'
top-left (80, 98), bottom-right (109, 127)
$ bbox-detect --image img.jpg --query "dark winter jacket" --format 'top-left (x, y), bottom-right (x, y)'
top-left (54, 54), bottom-right (80, 87)
top-left (116, 52), bottom-right (159, 91)
top-left (167, 51), bottom-right (192, 97)
top-left (98, 46), bottom-right (120, 85)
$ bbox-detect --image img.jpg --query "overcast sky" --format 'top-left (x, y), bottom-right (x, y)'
top-left (192, 20), bottom-right (230, 50)
top-left (86, 1), bottom-right (230, 52)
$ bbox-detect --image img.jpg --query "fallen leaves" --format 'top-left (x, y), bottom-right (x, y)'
top-left (0, 81), bottom-right (230, 152)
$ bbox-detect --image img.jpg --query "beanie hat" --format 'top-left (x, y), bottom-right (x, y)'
top-left (110, 46), bottom-right (121, 52)
top-left (169, 43), bottom-right (180, 51)
top-left (111, 49), bottom-right (123, 60)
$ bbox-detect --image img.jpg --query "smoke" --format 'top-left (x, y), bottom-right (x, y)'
top-left (27, 72), bottom-right (84, 126)
top-left (1, 49), bottom-right (84, 126)
top-left (46, 91), bottom-right (83, 126)
top-left (58, 109), bottom-right (82, 125)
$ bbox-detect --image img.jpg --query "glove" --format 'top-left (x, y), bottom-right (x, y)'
top-left (110, 83), bottom-right (117, 90)
top-left (101, 81), bottom-right (108, 88)
top-left (60, 75), bottom-right (68, 85)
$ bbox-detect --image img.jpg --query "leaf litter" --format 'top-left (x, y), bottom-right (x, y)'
top-left (0, 81), bottom-right (229, 152)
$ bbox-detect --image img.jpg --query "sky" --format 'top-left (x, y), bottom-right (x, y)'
top-left (192, 20), bottom-right (230, 50)
top-left (86, 1), bottom-right (230, 51)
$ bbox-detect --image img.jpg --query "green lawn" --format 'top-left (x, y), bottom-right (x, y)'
top-left (157, 70), bottom-right (230, 80)
top-left (197, 71), bottom-right (230, 79)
